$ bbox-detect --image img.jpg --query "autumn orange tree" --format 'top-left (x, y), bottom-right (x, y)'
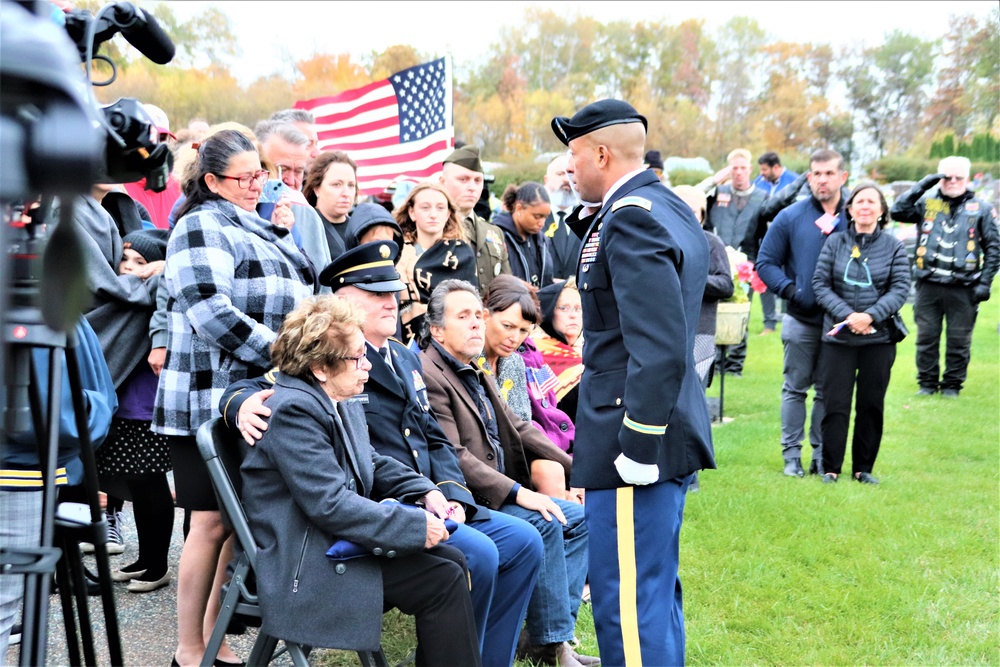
top-left (81, 3), bottom-right (998, 174)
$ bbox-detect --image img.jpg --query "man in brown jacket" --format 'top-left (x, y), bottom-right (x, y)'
top-left (418, 279), bottom-right (597, 667)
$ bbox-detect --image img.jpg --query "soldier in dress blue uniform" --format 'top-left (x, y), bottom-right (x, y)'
top-left (220, 241), bottom-right (543, 667)
top-left (552, 100), bottom-right (716, 667)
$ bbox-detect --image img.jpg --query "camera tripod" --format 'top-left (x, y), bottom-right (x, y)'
top-left (1, 202), bottom-right (124, 665)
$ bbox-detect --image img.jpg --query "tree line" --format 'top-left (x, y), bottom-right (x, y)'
top-left (91, 3), bottom-right (999, 173)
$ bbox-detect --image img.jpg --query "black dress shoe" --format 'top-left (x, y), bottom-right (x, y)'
top-left (854, 472), bottom-right (880, 484)
top-left (783, 459), bottom-right (805, 478)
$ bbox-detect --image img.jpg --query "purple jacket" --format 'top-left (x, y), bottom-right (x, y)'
top-left (518, 337), bottom-right (574, 453)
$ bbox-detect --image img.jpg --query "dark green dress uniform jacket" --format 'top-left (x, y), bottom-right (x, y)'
top-left (462, 213), bottom-right (512, 296)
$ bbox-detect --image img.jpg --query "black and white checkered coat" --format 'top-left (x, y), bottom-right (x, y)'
top-left (153, 199), bottom-right (314, 436)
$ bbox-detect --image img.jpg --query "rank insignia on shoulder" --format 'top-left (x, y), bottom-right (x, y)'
top-left (612, 196), bottom-right (652, 212)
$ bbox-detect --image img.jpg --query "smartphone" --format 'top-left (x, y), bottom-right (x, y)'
top-left (259, 179), bottom-right (289, 204)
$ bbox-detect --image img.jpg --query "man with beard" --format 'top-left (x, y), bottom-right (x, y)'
top-left (890, 156), bottom-right (999, 397)
top-left (543, 154), bottom-right (583, 281)
top-left (756, 148), bottom-right (850, 478)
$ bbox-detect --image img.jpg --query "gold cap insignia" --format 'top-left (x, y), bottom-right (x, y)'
top-left (379, 244), bottom-right (391, 259)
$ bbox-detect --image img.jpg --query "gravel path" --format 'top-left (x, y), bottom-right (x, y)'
top-left (3, 500), bottom-right (283, 667)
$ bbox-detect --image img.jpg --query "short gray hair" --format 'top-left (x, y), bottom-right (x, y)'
top-left (418, 279), bottom-right (481, 349)
top-left (254, 120), bottom-right (308, 147)
top-left (937, 156), bottom-right (971, 178)
top-left (270, 108), bottom-right (315, 125)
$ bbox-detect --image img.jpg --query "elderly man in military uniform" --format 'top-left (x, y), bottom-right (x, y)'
top-left (552, 100), bottom-right (715, 666)
top-left (440, 145), bottom-right (512, 296)
top-left (220, 241), bottom-right (544, 667)
top-left (890, 156), bottom-right (1000, 397)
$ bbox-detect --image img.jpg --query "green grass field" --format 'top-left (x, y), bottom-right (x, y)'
top-left (319, 288), bottom-right (999, 667)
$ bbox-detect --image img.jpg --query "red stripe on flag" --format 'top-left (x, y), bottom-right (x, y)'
top-left (313, 94), bottom-right (396, 126)
top-left (320, 115), bottom-right (400, 140)
top-left (358, 164), bottom-right (444, 194)
top-left (353, 140), bottom-right (450, 168)
top-left (319, 135), bottom-right (399, 152)
top-left (294, 79), bottom-right (386, 109)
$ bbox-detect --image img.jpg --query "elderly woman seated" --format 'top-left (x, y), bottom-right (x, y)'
top-left (240, 294), bottom-right (480, 666)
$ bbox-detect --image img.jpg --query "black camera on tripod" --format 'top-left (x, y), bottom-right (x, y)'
top-left (1, 1), bottom-right (176, 663)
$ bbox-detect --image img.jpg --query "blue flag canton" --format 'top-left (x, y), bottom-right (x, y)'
top-left (390, 58), bottom-right (448, 143)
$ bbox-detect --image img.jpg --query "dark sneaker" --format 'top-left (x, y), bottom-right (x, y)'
top-left (855, 472), bottom-right (880, 485)
top-left (916, 387), bottom-right (937, 396)
top-left (9, 622), bottom-right (21, 646)
top-left (105, 510), bottom-right (125, 555)
top-left (783, 459), bottom-right (805, 478)
top-left (941, 389), bottom-right (959, 398)
top-left (821, 473), bottom-right (838, 484)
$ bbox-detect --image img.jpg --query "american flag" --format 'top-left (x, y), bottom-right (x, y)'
top-left (295, 58), bottom-right (453, 197)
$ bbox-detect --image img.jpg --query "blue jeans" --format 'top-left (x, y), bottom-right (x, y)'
top-left (448, 511), bottom-right (543, 667)
top-left (500, 498), bottom-right (588, 645)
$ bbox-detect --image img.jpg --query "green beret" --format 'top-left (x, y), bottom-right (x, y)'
top-left (443, 145), bottom-right (484, 173)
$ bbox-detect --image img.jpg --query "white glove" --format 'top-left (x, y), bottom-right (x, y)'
top-left (614, 453), bottom-right (659, 485)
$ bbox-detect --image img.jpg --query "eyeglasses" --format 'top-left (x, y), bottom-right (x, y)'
top-left (941, 175), bottom-right (966, 182)
top-left (216, 170), bottom-right (269, 189)
top-left (843, 257), bottom-right (873, 288)
top-left (556, 305), bottom-right (583, 314)
top-left (340, 352), bottom-right (367, 370)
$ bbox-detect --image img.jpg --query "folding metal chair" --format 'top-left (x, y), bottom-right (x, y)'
top-left (196, 417), bottom-right (390, 667)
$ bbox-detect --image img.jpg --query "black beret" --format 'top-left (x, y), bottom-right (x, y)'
top-left (319, 240), bottom-right (406, 293)
top-left (551, 99), bottom-right (648, 146)
top-left (442, 145), bottom-right (484, 173)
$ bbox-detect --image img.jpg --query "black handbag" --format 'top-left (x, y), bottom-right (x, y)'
top-left (886, 312), bottom-right (909, 343)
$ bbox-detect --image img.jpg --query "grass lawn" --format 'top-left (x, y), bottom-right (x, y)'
top-left (318, 285), bottom-right (999, 666)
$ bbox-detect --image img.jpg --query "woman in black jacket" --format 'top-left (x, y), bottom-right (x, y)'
top-left (812, 182), bottom-right (911, 484)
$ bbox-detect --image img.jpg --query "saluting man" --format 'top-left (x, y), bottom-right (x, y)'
top-left (551, 100), bottom-right (715, 667)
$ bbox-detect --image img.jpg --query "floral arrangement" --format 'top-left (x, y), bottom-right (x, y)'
top-left (724, 247), bottom-right (767, 304)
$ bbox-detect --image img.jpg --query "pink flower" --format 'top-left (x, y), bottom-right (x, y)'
top-left (750, 270), bottom-right (767, 294)
top-left (736, 261), bottom-right (755, 284)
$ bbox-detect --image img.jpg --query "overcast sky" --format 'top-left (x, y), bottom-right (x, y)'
top-left (166, 1), bottom-right (997, 85)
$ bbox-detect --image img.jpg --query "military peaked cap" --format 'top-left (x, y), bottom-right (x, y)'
top-left (319, 240), bottom-right (406, 293)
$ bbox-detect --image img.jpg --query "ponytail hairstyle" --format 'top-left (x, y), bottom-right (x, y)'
top-left (176, 129), bottom-right (257, 220)
top-left (500, 181), bottom-right (549, 213)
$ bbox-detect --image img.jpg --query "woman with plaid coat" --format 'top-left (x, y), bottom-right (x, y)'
top-left (152, 129), bottom-right (314, 667)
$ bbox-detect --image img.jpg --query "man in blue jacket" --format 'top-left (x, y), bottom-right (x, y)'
top-left (756, 148), bottom-right (849, 478)
top-left (552, 99), bottom-right (714, 667)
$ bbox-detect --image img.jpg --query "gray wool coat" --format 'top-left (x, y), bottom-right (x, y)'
top-left (241, 372), bottom-right (437, 650)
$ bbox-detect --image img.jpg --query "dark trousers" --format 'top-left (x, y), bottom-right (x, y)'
top-left (914, 281), bottom-right (977, 391)
top-left (818, 343), bottom-right (896, 476)
top-left (381, 543), bottom-right (482, 667)
top-left (587, 477), bottom-right (692, 667)
top-left (125, 474), bottom-right (174, 577)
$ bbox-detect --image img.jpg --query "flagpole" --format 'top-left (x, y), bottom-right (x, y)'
top-left (446, 51), bottom-right (455, 150)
